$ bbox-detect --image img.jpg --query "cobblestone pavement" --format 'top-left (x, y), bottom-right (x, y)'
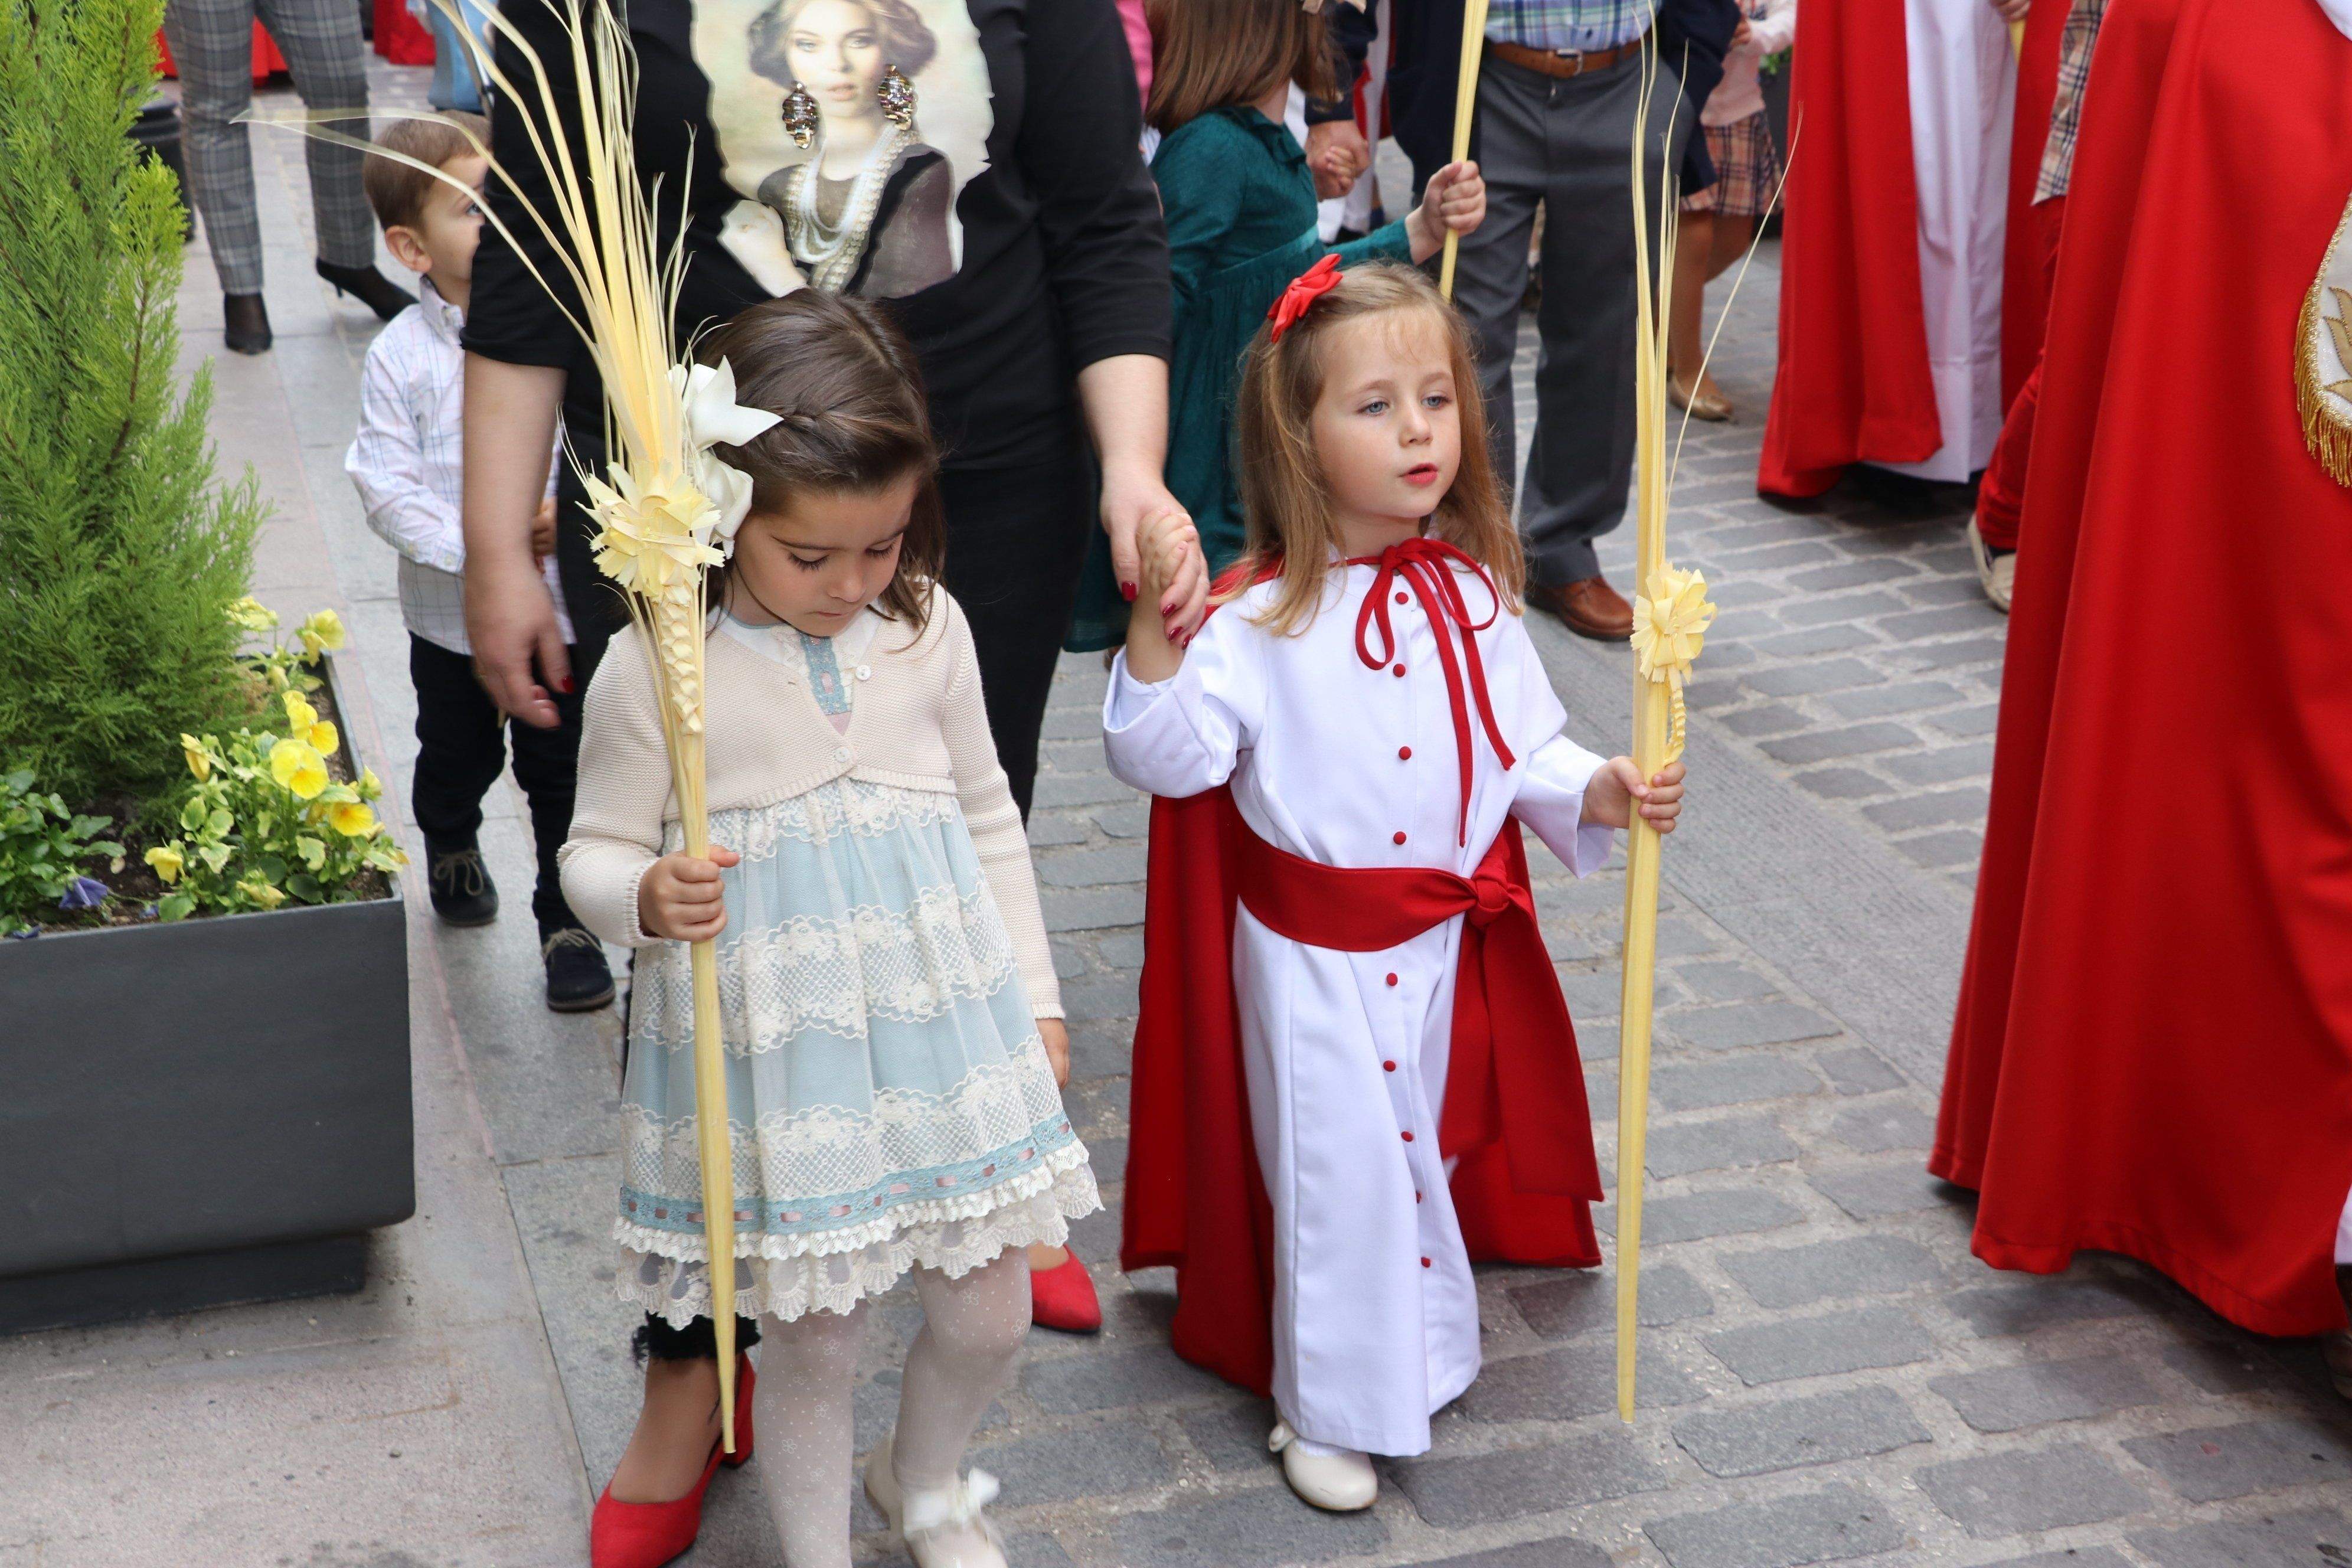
top-left (51, 62), bottom-right (2350, 1568)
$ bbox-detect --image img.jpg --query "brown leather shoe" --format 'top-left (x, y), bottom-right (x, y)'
top-left (1530, 574), bottom-right (1634, 641)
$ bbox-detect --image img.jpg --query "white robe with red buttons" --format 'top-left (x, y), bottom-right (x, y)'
top-left (1103, 563), bottom-right (1612, 1456)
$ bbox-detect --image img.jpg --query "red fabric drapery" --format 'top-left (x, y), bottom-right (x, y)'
top-left (1933, 0), bottom-right (2352, 1338)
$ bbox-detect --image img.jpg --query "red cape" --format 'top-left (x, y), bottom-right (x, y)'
top-left (1999, 0), bottom-right (2068, 407)
top-left (1756, 0), bottom-right (1942, 498)
top-left (1932, 0), bottom-right (2352, 1337)
top-left (1119, 788), bottom-right (1601, 1397)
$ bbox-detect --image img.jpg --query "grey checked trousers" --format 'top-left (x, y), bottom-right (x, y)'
top-left (1449, 50), bottom-right (1687, 587)
top-left (162, 0), bottom-right (378, 295)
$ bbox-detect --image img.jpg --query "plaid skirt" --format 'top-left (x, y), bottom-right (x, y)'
top-left (1683, 113), bottom-right (1782, 218)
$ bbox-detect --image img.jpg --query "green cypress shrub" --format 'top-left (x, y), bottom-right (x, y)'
top-left (0, 0), bottom-right (264, 806)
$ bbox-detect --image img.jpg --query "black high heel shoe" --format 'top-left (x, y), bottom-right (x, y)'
top-left (315, 259), bottom-right (415, 322)
top-left (223, 292), bottom-right (272, 355)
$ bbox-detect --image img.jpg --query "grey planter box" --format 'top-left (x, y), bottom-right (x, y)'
top-left (0, 660), bottom-right (413, 1334)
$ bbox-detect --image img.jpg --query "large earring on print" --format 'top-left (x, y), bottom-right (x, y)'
top-left (877, 63), bottom-right (916, 129)
top-left (781, 81), bottom-right (819, 149)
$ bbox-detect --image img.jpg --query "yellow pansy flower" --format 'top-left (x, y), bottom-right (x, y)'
top-left (145, 844), bottom-right (184, 884)
top-left (226, 596), bottom-right (279, 633)
top-left (328, 802), bottom-right (377, 837)
top-left (238, 878), bottom-right (288, 910)
top-left (357, 767), bottom-right (383, 802)
top-left (281, 691), bottom-right (338, 754)
top-left (299, 609), bottom-right (347, 659)
top-left (181, 734), bottom-right (211, 782)
top-left (269, 739), bottom-right (328, 800)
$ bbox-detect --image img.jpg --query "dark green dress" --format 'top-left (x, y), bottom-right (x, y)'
top-left (1063, 107), bottom-right (1412, 651)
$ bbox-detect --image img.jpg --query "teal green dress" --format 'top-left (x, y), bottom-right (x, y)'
top-left (1064, 107), bottom-right (1413, 651)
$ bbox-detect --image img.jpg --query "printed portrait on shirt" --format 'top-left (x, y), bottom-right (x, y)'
top-left (697, 0), bottom-right (991, 299)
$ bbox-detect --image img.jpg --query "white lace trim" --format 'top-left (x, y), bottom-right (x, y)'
top-left (619, 1053), bottom-right (1076, 1217)
top-left (617, 1146), bottom-right (1101, 1324)
top-left (682, 780), bottom-right (961, 867)
top-left (630, 881), bottom-right (1017, 1051)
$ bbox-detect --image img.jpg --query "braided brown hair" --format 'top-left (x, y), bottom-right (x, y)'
top-left (698, 290), bottom-right (946, 633)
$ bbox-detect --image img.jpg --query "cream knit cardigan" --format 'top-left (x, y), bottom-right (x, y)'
top-left (558, 583), bottom-right (1063, 1020)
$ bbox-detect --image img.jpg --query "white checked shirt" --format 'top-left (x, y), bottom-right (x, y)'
top-left (346, 277), bottom-right (573, 655)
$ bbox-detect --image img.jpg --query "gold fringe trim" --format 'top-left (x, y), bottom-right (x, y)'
top-left (2294, 195), bottom-right (2352, 489)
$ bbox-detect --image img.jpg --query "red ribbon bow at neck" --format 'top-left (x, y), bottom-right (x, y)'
top-left (1351, 537), bottom-right (1517, 845)
top-left (1266, 253), bottom-right (1344, 344)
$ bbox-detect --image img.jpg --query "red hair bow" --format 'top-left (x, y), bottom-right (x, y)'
top-left (1266, 253), bottom-right (1343, 344)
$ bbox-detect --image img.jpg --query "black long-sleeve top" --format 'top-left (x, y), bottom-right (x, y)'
top-left (463, 0), bottom-right (1171, 471)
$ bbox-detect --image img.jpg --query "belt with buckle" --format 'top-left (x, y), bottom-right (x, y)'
top-left (1487, 34), bottom-right (1648, 80)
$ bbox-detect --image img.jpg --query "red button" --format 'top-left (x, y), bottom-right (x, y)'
top-left (1416, 1191), bottom-right (1424, 1203)
top-left (1421, 1257), bottom-right (1432, 1268)
top-left (1396, 592), bottom-right (1408, 605)
top-left (1386, 973), bottom-right (1398, 986)
top-left (1383, 1060), bottom-right (1397, 1072)
top-left (1393, 831), bottom-right (1407, 845)
top-left (1399, 746), bottom-right (1412, 760)
top-left (1393, 664), bottom-right (1406, 677)
top-left (1401, 1130), bottom-right (1415, 1142)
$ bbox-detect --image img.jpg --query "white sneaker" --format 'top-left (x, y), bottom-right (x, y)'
top-left (863, 1427), bottom-right (1008, 1568)
top-left (1967, 515), bottom-right (2015, 613)
top-left (1269, 1420), bottom-right (1378, 1512)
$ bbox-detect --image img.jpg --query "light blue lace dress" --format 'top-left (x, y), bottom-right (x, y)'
top-left (615, 611), bottom-right (1097, 1325)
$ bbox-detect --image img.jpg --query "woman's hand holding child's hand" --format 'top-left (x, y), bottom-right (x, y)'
top-left (1406, 161), bottom-right (1488, 263)
top-left (637, 845), bottom-right (741, 942)
top-left (1125, 507), bottom-right (1210, 683)
top-left (1580, 759), bottom-right (1687, 834)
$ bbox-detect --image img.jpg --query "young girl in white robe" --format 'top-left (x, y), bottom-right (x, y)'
top-left (1103, 260), bottom-right (1685, 1511)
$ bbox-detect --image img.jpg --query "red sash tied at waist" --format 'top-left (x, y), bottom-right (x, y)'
top-left (1227, 801), bottom-right (1602, 1200)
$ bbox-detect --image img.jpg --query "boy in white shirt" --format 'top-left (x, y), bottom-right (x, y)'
top-left (346, 115), bottom-right (612, 1012)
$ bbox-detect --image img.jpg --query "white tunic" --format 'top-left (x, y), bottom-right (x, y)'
top-left (1103, 563), bottom-right (1613, 1456)
top-left (1881, 0), bottom-right (2014, 483)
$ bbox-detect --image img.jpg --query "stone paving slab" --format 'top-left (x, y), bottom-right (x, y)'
top-left (8, 60), bottom-right (2350, 1568)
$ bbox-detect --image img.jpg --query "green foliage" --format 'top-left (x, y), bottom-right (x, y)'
top-left (147, 695), bottom-right (405, 922)
top-left (0, 769), bottom-right (126, 927)
top-left (0, 0), bottom-right (265, 805)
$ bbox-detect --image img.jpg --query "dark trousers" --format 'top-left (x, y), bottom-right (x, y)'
top-left (1451, 51), bottom-right (1688, 587)
top-left (937, 442), bottom-right (1096, 819)
top-left (408, 634), bottom-right (583, 932)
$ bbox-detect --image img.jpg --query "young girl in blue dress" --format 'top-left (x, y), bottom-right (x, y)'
top-left (562, 288), bottom-right (1095, 1568)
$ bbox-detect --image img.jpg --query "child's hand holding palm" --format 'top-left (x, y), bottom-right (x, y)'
top-left (1580, 759), bottom-right (1688, 834)
top-left (1406, 161), bottom-right (1488, 264)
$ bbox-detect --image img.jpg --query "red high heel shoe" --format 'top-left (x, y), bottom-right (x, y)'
top-left (589, 1356), bottom-right (757, 1568)
top-left (1030, 1251), bottom-right (1103, 1334)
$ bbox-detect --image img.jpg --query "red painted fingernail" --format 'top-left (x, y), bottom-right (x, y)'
top-left (559, 676), bottom-right (574, 693)
top-left (1121, 582), bottom-right (1138, 602)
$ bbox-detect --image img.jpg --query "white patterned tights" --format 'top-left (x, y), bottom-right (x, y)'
top-left (752, 1252), bottom-right (1029, 1567)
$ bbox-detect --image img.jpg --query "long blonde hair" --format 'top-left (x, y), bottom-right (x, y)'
top-left (1231, 260), bottom-right (1523, 635)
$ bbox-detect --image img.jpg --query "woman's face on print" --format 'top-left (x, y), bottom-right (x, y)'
top-left (786, 0), bottom-right (886, 120)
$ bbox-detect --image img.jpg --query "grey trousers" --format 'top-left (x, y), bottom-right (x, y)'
top-left (162, 0), bottom-right (377, 295)
top-left (1450, 51), bottom-right (1686, 587)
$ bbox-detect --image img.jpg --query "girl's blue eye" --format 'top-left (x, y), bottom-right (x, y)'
top-left (1423, 393), bottom-right (1450, 409)
top-left (1360, 399), bottom-right (1389, 416)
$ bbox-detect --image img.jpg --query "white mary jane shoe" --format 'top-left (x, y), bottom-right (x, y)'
top-left (1269, 1420), bottom-right (1378, 1512)
top-left (863, 1427), bottom-right (1008, 1568)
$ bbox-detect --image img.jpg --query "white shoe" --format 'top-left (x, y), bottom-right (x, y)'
top-left (1967, 515), bottom-right (2015, 613)
top-left (1269, 1420), bottom-right (1378, 1512)
top-left (863, 1427), bottom-right (1008, 1568)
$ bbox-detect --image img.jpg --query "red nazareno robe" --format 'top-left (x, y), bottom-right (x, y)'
top-left (1933, 0), bottom-right (2352, 1337)
top-left (1999, 0), bottom-right (2068, 407)
top-left (1756, 0), bottom-right (1943, 496)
